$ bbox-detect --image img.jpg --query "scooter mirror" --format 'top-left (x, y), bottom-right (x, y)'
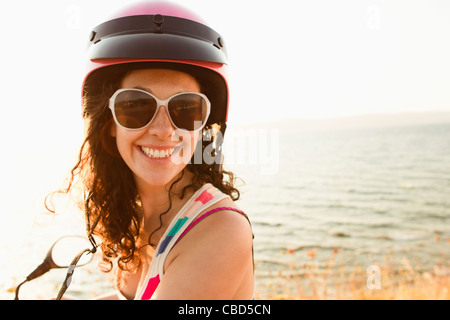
top-left (14, 235), bottom-right (94, 300)
top-left (50, 236), bottom-right (93, 268)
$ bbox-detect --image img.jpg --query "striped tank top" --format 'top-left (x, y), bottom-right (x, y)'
top-left (132, 183), bottom-right (251, 300)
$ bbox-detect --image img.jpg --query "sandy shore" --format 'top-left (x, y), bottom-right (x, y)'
top-left (254, 249), bottom-right (449, 300)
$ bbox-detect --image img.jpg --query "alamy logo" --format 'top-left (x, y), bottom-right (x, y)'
top-left (170, 124), bottom-right (280, 175)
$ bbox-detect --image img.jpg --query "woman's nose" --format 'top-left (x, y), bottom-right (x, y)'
top-left (147, 106), bottom-right (175, 138)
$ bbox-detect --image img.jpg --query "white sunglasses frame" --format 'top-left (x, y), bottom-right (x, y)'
top-left (109, 88), bottom-right (211, 131)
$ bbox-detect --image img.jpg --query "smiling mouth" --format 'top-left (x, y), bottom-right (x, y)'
top-left (139, 146), bottom-right (176, 159)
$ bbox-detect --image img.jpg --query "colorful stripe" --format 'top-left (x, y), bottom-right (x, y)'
top-left (157, 236), bottom-right (174, 255)
top-left (157, 217), bottom-right (188, 255)
top-left (141, 275), bottom-right (160, 300)
top-left (168, 217), bottom-right (189, 236)
top-left (195, 190), bottom-right (213, 204)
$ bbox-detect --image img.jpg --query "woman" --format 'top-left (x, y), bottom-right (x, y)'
top-left (58, 2), bottom-right (254, 300)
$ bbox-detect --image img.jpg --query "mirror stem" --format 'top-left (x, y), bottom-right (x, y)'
top-left (25, 259), bottom-right (53, 282)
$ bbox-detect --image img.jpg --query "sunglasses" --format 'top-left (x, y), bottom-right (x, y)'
top-left (109, 88), bottom-right (211, 131)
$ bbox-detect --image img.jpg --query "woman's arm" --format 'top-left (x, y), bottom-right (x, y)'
top-left (150, 210), bottom-right (254, 300)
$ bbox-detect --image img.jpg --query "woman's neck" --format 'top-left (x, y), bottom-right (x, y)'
top-left (136, 169), bottom-right (195, 234)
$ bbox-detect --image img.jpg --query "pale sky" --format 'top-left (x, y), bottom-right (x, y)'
top-left (2, 0), bottom-right (450, 130)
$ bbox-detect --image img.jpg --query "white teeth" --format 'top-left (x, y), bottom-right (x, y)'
top-left (140, 146), bottom-right (174, 159)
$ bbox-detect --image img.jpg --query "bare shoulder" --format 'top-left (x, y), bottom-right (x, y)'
top-left (194, 198), bottom-right (252, 244)
top-left (180, 197), bottom-right (252, 252)
top-left (156, 198), bottom-right (254, 299)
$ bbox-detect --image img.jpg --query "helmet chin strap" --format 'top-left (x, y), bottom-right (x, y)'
top-left (213, 122), bottom-right (227, 173)
top-left (192, 122), bottom-right (227, 172)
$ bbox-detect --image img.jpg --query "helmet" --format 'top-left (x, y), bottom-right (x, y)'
top-left (82, 1), bottom-right (229, 127)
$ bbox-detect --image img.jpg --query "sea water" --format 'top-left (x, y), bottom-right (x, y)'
top-left (1, 121), bottom-right (449, 299)
top-left (235, 121), bottom-right (450, 297)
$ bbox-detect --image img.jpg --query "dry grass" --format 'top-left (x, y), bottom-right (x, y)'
top-left (255, 247), bottom-right (449, 300)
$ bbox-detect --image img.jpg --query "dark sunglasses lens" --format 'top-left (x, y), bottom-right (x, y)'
top-left (114, 91), bottom-right (157, 129)
top-left (168, 94), bottom-right (208, 131)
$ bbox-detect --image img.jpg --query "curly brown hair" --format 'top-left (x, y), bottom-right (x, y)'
top-left (48, 64), bottom-right (241, 278)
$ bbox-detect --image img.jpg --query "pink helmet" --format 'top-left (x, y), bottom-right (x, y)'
top-left (83, 1), bottom-right (229, 126)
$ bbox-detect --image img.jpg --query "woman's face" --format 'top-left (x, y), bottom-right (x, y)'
top-left (111, 69), bottom-right (201, 190)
